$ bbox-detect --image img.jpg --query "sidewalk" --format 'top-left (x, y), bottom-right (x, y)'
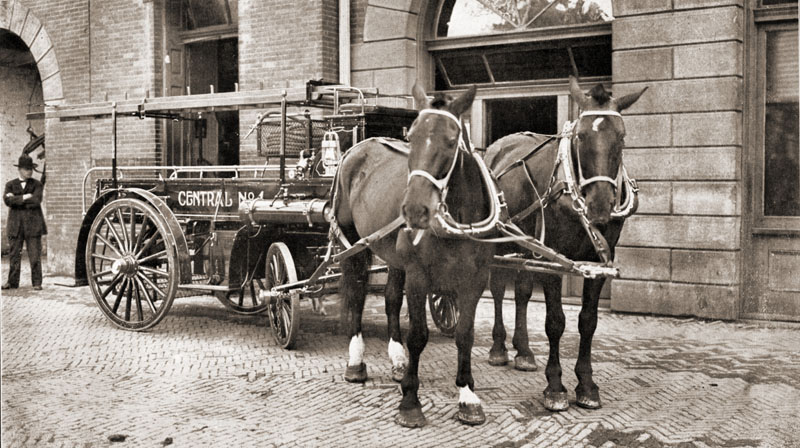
top-left (2, 257), bottom-right (799, 447)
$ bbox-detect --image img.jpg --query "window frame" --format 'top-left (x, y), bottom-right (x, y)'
top-left (751, 17), bottom-right (800, 232)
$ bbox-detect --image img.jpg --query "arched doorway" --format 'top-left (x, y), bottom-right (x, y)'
top-left (1, 2), bottom-right (62, 256)
top-left (0, 29), bottom-right (44, 254)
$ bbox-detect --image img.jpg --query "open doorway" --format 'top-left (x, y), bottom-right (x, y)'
top-left (0, 29), bottom-right (44, 254)
top-left (485, 96), bottom-right (558, 145)
top-left (183, 38), bottom-right (240, 168)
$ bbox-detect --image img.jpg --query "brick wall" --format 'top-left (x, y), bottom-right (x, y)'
top-left (610, 0), bottom-right (745, 319)
top-left (3, 0), bottom-right (161, 274)
top-left (238, 0), bottom-right (339, 164)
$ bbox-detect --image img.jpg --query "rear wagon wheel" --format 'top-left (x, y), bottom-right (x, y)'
top-left (85, 198), bottom-right (178, 331)
top-left (429, 292), bottom-right (459, 337)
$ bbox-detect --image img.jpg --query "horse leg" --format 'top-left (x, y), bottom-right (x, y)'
top-left (488, 270), bottom-right (509, 366)
top-left (341, 250), bottom-right (370, 383)
top-left (396, 270), bottom-right (429, 428)
top-left (385, 267), bottom-right (407, 382)
top-left (542, 276), bottom-right (569, 411)
top-left (512, 274), bottom-right (537, 371)
top-left (455, 278), bottom-right (487, 426)
top-left (575, 277), bottom-right (604, 409)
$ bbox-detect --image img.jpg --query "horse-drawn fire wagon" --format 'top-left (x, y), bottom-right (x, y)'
top-left (47, 80), bottom-right (624, 350)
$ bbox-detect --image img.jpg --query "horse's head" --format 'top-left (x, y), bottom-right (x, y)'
top-left (402, 83), bottom-right (476, 229)
top-left (569, 76), bottom-right (646, 225)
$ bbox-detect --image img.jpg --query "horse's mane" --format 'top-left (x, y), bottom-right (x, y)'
top-left (588, 84), bottom-right (611, 106)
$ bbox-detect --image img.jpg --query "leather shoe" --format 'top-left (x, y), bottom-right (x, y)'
top-left (1, 283), bottom-right (16, 290)
top-left (32, 286), bottom-right (42, 291)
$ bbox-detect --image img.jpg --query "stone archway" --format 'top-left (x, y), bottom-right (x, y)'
top-left (356, 0), bottom-right (425, 95)
top-left (1, 0), bottom-right (63, 104)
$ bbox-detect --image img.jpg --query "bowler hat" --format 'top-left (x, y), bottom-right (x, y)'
top-left (14, 154), bottom-right (37, 170)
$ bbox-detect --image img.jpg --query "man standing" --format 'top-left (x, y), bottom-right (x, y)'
top-left (3, 154), bottom-right (47, 291)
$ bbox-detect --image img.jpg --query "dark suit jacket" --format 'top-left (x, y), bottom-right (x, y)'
top-left (4, 177), bottom-right (47, 238)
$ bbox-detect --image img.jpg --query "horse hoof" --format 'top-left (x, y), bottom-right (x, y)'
top-left (576, 392), bottom-right (602, 409)
top-left (457, 403), bottom-right (486, 426)
top-left (396, 407), bottom-right (427, 428)
top-left (391, 365), bottom-right (406, 383)
top-left (488, 351), bottom-right (509, 366)
top-left (344, 363), bottom-right (368, 383)
top-left (513, 355), bottom-right (537, 372)
top-left (542, 390), bottom-right (569, 412)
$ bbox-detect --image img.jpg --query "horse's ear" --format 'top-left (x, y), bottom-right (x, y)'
top-left (569, 76), bottom-right (588, 110)
top-left (615, 86), bottom-right (648, 111)
top-left (412, 83), bottom-right (429, 110)
top-left (449, 85), bottom-right (476, 117)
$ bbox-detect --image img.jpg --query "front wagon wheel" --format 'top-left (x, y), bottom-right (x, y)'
top-left (265, 242), bottom-right (300, 349)
top-left (85, 198), bottom-right (178, 331)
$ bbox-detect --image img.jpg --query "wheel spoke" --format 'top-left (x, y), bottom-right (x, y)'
top-left (92, 268), bottom-right (115, 279)
top-left (279, 301), bottom-right (291, 341)
top-left (134, 277), bottom-right (157, 313)
top-left (138, 250), bottom-right (167, 264)
top-left (103, 217), bottom-right (126, 254)
top-left (129, 206), bottom-right (137, 253)
top-left (96, 233), bottom-right (123, 258)
top-left (116, 208), bottom-right (130, 252)
top-left (133, 279), bottom-right (144, 321)
top-left (137, 273), bottom-right (166, 298)
top-left (91, 253), bottom-right (117, 263)
top-left (135, 230), bottom-right (160, 259)
top-left (100, 273), bottom-right (124, 300)
top-left (133, 218), bottom-right (150, 254)
top-left (112, 278), bottom-right (128, 314)
top-left (139, 266), bottom-right (169, 277)
top-left (125, 277), bottom-right (133, 321)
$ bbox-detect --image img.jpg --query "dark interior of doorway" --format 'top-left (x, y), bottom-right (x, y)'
top-left (486, 96), bottom-right (557, 146)
top-left (186, 37), bottom-right (239, 168)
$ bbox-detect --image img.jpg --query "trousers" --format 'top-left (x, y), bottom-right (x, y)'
top-left (7, 234), bottom-right (42, 287)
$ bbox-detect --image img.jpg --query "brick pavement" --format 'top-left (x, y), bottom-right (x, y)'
top-left (2, 260), bottom-right (800, 447)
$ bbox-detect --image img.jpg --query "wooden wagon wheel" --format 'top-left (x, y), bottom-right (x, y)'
top-left (218, 251), bottom-right (270, 315)
top-left (265, 242), bottom-right (300, 349)
top-left (428, 292), bottom-right (459, 337)
top-left (85, 198), bottom-right (178, 331)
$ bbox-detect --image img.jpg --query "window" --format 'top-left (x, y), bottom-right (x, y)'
top-left (762, 27), bottom-right (799, 216)
top-left (433, 36), bottom-right (611, 89)
top-left (182, 0), bottom-right (238, 30)
top-left (437, 0), bottom-right (612, 38)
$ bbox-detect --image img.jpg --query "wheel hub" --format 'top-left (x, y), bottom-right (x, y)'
top-left (111, 256), bottom-right (138, 277)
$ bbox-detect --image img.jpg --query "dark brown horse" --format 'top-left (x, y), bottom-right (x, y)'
top-left (334, 84), bottom-right (496, 427)
top-left (484, 77), bottom-right (647, 411)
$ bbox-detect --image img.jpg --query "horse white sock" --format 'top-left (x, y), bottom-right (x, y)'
top-left (387, 339), bottom-right (407, 367)
top-left (459, 385), bottom-right (481, 405)
top-left (348, 333), bottom-right (365, 366)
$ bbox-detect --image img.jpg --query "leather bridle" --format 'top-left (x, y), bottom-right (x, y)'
top-left (405, 108), bottom-right (507, 239)
top-left (407, 108), bottom-right (465, 198)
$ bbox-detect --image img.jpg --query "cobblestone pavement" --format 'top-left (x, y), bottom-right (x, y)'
top-left (2, 261), bottom-right (800, 447)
